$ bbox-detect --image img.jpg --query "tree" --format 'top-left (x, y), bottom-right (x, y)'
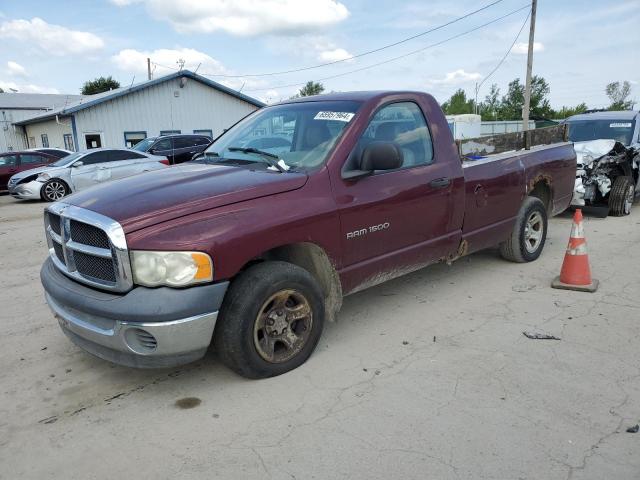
top-left (499, 75), bottom-right (553, 120)
top-left (554, 103), bottom-right (588, 119)
top-left (441, 88), bottom-right (474, 115)
top-left (605, 81), bottom-right (634, 110)
top-left (0, 87), bottom-right (3, 93)
top-left (479, 83), bottom-right (500, 120)
top-left (297, 81), bottom-right (325, 97)
top-left (81, 76), bottom-right (120, 95)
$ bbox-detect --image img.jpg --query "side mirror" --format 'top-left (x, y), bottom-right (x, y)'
top-left (72, 161), bottom-right (84, 167)
top-left (342, 142), bottom-right (403, 180)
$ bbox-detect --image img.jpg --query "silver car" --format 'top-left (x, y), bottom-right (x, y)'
top-left (8, 148), bottom-right (169, 201)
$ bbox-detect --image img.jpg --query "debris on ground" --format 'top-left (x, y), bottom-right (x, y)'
top-left (522, 331), bottom-right (561, 340)
top-left (402, 340), bottom-right (409, 345)
top-left (626, 424), bottom-right (639, 433)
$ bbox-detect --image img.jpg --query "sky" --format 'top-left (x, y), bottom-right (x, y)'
top-left (0, 0), bottom-right (638, 109)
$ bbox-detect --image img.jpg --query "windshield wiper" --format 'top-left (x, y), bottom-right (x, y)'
top-left (227, 147), bottom-right (285, 172)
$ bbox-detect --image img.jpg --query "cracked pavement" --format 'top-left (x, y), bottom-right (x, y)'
top-left (0, 195), bottom-right (638, 479)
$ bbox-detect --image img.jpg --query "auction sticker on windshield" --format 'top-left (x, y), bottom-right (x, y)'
top-left (610, 123), bottom-right (632, 128)
top-left (314, 111), bottom-right (355, 122)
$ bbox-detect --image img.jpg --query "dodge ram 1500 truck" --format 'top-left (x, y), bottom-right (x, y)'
top-left (40, 91), bottom-right (576, 378)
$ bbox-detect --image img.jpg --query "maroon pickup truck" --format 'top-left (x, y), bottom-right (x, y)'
top-left (40, 91), bottom-right (576, 378)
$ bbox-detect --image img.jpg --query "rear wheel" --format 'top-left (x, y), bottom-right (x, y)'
top-left (608, 176), bottom-right (634, 216)
top-left (41, 179), bottom-right (69, 202)
top-left (500, 196), bottom-right (548, 263)
top-left (214, 261), bottom-right (325, 379)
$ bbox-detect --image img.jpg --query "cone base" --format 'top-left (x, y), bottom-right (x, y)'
top-left (551, 276), bottom-right (599, 293)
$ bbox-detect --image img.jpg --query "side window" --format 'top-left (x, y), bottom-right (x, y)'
top-left (174, 137), bottom-right (197, 149)
top-left (111, 150), bottom-right (146, 160)
top-left (81, 151), bottom-right (113, 165)
top-left (153, 139), bottom-right (172, 151)
top-left (0, 155), bottom-right (17, 166)
top-left (20, 154), bottom-right (48, 165)
top-left (357, 102), bottom-right (434, 170)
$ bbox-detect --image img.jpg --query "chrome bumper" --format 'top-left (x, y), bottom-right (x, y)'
top-left (47, 292), bottom-right (218, 368)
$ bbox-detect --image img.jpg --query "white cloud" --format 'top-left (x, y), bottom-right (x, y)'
top-left (0, 80), bottom-right (59, 94)
top-left (318, 48), bottom-right (352, 62)
top-left (111, 0), bottom-right (349, 36)
top-left (7, 61), bottom-right (27, 77)
top-left (429, 69), bottom-right (482, 86)
top-left (113, 47), bottom-right (228, 77)
top-left (512, 42), bottom-right (544, 54)
top-left (0, 17), bottom-right (104, 56)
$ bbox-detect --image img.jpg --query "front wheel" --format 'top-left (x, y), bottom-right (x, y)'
top-left (500, 196), bottom-right (548, 263)
top-left (41, 179), bottom-right (69, 202)
top-left (608, 176), bottom-right (634, 216)
top-left (214, 261), bottom-right (325, 379)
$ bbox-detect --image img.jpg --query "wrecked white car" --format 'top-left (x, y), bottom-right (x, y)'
top-left (571, 140), bottom-right (638, 216)
top-left (567, 111), bottom-right (640, 216)
top-left (8, 148), bottom-right (169, 202)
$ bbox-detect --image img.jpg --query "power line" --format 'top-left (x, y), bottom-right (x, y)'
top-left (152, 0), bottom-right (507, 79)
top-left (243, 4), bottom-right (532, 93)
top-left (476, 10), bottom-right (530, 95)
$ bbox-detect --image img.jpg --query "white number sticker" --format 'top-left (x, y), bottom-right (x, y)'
top-left (610, 122), bottom-right (632, 128)
top-left (314, 111), bottom-right (355, 122)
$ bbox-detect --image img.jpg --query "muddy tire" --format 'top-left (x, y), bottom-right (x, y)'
top-left (41, 179), bottom-right (69, 202)
top-left (608, 176), bottom-right (634, 216)
top-left (499, 196), bottom-right (547, 263)
top-left (214, 261), bottom-right (325, 379)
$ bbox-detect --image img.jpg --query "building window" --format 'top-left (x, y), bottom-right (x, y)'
top-left (28, 136), bottom-right (36, 148)
top-left (41, 134), bottom-right (49, 147)
top-left (160, 130), bottom-right (181, 136)
top-left (63, 134), bottom-right (74, 151)
top-left (124, 131), bottom-right (147, 148)
top-left (193, 129), bottom-right (213, 138)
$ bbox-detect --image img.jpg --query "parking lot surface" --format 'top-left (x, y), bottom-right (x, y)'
top-left (1, 194), bottom-right (638, 480)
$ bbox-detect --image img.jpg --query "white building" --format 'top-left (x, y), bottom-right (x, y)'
top-left (12, 70), bottom-right (264, 151)
top-left (0, 93), bottom-right (83, 152)
top-left (445, 114), bottom-right (482, 139)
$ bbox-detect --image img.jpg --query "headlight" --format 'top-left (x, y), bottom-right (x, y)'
top-left (37, 173), bottom-right (50, 182)
top-left (130, 251), bottom-right (213, 287)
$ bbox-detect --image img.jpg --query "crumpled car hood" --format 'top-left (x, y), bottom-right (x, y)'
top-left (63, 163), bottom-right (308, 233)
top-left (574, 139), bottom-right (616, 168)
top-left (10, 164), bottom-right (64, 181)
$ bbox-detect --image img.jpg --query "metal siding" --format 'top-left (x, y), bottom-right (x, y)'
top-left (23, 117), bottom-right (73, 149)
top-left (73, 79), bottom-right (258, 148)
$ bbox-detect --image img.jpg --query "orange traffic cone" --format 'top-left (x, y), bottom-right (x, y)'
top-left (551, 209), bottom-right (599, 292)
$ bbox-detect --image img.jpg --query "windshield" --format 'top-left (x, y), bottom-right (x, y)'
top-left (203, 100), bottom-right (361, 170)
top-left (132, 138), bottom-right (156, 152)
top-left (51, 151), bottom-right (83, 167)
top-left (568, 119), bottom-right (636, 145)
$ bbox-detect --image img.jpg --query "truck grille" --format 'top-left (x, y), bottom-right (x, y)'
top-left (44, 204), bottom-right (132, 292)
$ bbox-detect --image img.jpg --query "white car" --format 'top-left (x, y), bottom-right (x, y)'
top-left (8, 148), bottom-right (169, 201)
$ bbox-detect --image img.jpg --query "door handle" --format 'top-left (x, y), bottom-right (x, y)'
top-left (430, 177), bottom-right (451, 188)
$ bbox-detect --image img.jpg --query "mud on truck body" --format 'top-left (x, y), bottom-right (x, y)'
top-left (40, 91), bottom-right (576, 379)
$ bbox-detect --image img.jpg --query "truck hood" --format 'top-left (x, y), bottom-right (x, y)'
top-left (64, 163), bottom-right (308, 233)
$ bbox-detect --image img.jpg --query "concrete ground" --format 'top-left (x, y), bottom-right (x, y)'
top-left (0, 194), bottom-right (638, 480)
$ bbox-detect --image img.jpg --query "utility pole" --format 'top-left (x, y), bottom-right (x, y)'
top-left (522, 0), bottom-right (537, 133)
top-left (147, 57), bottom-right (152, 80)
top-left (474, 82), bottom-right (479, 115)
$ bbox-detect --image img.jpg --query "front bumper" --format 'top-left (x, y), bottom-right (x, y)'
top-left (9, 180), bottom-right (43, 200)
top-left (41, 257), bottom-right (229, 368)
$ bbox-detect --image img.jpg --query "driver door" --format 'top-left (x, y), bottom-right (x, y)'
top-left (69, 151), bottom-right (114, 191)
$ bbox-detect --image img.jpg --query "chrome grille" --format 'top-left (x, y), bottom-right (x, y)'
top-left (70, 220), bottom-right (110, 249)
top-left (73, 251), bottom-right (117, 282)
top-left (44, 203), bottom-right (133, 292)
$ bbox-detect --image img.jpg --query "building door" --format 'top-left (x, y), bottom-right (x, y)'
top-left (85, 134), bottom-right (102, 149)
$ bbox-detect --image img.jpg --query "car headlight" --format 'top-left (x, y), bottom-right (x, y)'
top-left (130, 251), bottom-right (213, 287)
top-left (37, 173), bottom-right (50, 182)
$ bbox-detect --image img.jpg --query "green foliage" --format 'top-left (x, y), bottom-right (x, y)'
top-left (441, 88), bottom-right (474, 115)
top-left (605, 81), bottom-right (634, 110)
top-left (555, 103), bottom-right (588, 119)
top-left (479, 84), bottom-right (500, 120)
top-left (81, 76), bottom-right (121, 95)
top-left (293, 81), bottom-right (325, 98)
top-left (0, 87), bottom-right (4, 93)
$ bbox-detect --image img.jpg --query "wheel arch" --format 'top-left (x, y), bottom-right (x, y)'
top-left (240, 242), bottom-right (343, 321)
top-left (528, 177), bottom-right (552, 213)
top-left (41, 177), bottom-right (71, 201)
